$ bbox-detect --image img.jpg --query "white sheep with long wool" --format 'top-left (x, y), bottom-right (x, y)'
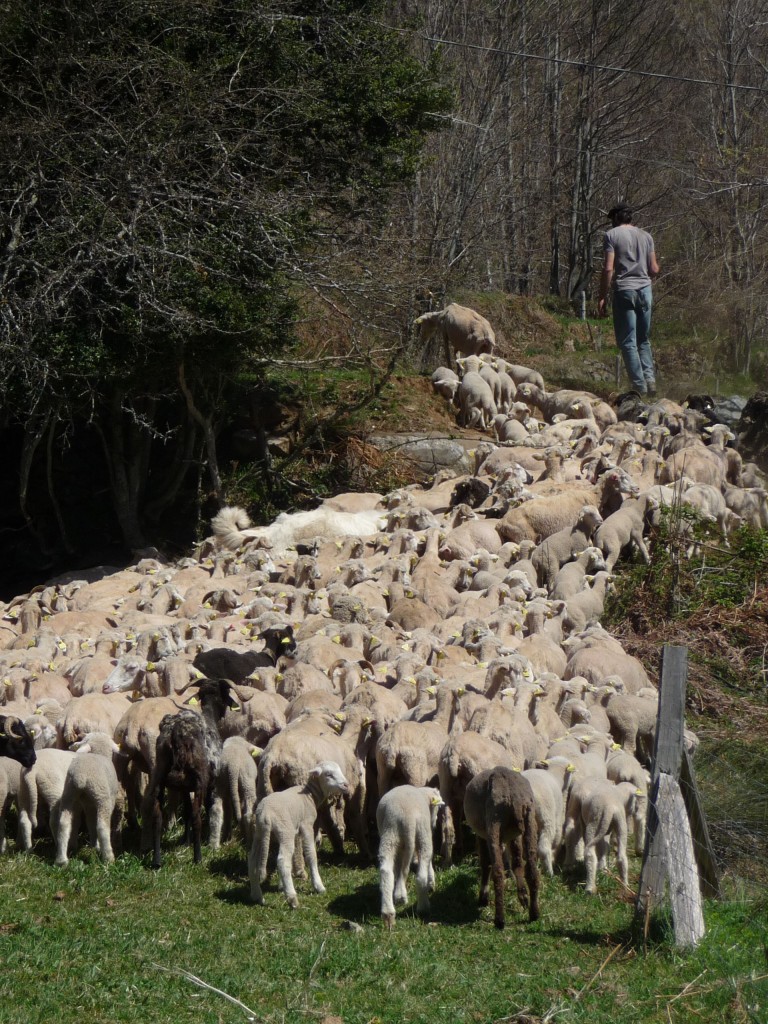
top-left (376, 784), bottom-right (444, 928)
top-left (211, 505), bottom-right (387, 556)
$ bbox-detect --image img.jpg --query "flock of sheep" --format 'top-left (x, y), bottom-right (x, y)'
top-left (1, 302), bottom-right (766, 930)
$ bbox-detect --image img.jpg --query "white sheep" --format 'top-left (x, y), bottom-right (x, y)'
top-left (209, 735), bottom-right (262, 849)
top-left (456, 372), bottom-right (498, 430)
top-left (530, 505), bottom-right (604, 589)
top-left (248, 760), bottom-right (350, 908)
top-left (376, 784), bottom-right (444, 928)
top-left (594, 494), bottom-right (658, 570)
top-left (580, 780), bottom-right (642, 893)
top-left (18, 748), bottom-right (77, 849)
top-left (521, 763), bottom-right (573, 875)
top-left (0, 756), bottom-right (22, 852)
top-left (54, 732), bottom-right (122, 866)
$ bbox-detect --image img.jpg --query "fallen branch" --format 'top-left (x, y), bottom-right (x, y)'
top-left (152, 962), bottom-right (260, 1022)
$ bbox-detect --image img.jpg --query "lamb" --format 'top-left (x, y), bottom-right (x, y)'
top-left (191, 625), bottom-right (298, 683)
top-left (596, 685), bottom-right (659, 762)
top-left (594, 494), bottom-right (658, 570)
top-left (561, 572), bottom-right (613, 635)
top-left (521, 763), bottom-right (573, 875)
top-left (463, 766), bottom-right (540, 929)
top-left (413, 302), bottom-right (496, 364)
top-left (376, 785), bottom-right (444, 928)
top-left (493, 412), bottom-right (530, 444)
top-left (579, 780), bottom-right (642, 893)
top-left (515, 382), bottom-right (598, 423)
top-left (493, 359), bottom-right (545, 390)
top-left (257, 703), bottom-right (376, 858)
top-left (438, 519), bottom-right (503, 561)
top-left (456, 372), bottom-right (498, 430)
top-left (54, 732), bottom-right (122, 867)
top-left (211, 505), bottom-right (386, 555)
top-left (431, 367), bottom-right (461, 403)
top-left (248, 760), bottom-right (350, 908)
top-left (530, 505), bottom-right (604, 590)
top-left (606, 748), bottom-right (649, 853)
top-left (376, 687), bottom-right (460, 796)
top-left (209, 735), bottom-right (261, 848)
top-left (18, 747), bottom-right (77, 849)
top-left (659, 447), bottom-right (725, 488)
top-left (723, 485), bottom-right (768, 530)
top-left (550, 546), bottom-right (607, 600)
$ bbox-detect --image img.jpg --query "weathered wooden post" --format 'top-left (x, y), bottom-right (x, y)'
top-left (635, 645), bottom-right (719, 947)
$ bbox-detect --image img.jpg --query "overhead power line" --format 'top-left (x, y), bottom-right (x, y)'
top-left (420, 33), bottom-right (768, 94)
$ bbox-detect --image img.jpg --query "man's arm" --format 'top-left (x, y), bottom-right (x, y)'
top-left (649, 249), bottom-right (660, 278)
top-left (597, 250), bottom-right (614, 317)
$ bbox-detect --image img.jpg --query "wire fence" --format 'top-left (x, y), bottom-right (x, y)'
top-left (693, 737), bottom-right (768, 888)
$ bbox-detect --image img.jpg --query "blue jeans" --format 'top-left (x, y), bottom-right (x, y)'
top-left (613, 286), bottom-right (655, 393)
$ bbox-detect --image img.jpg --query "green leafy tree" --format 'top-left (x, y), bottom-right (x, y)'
top-left (0, 0), bottom-right (449, 553)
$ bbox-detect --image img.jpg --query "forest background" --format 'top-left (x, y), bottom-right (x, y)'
top-left (1, 0), bottom-right (767, 594)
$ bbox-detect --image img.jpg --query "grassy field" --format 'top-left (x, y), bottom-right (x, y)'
top-left (1, 827), bottom-right (766, 1024)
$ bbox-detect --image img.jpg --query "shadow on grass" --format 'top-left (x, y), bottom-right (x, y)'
top-left (324, 867), bottom-right (484, 927)
top-left (326, 880), bottom-right (381, 921)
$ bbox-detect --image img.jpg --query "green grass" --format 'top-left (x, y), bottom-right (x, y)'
top-left (1, 835), bottom-right (765, 1024)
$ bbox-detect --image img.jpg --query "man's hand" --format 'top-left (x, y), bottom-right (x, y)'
top-left (597, 297), bottom-right (608, 318)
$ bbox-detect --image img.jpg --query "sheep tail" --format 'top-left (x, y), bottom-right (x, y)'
top-left (211, 506), bottom-right (253, 551)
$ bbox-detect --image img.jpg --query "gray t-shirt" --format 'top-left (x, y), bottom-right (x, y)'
top-left (604, 225), bottom-right (655, 291)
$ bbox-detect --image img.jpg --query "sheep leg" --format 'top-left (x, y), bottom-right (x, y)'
top-left (584, 842), bottom-right (599, 894)
top-left (300, 823), bottom-right (326, 895)
top-left (508, 833), bottom-right (530, 915)
top-left (488, 823), bottom-right (507, 930)
top-left (379, 869), bottom-right (397, 928)
top-left (54, 806), bottom-right (73, 867)
top-left (151, 784), bottom-right (165, 869)
top-left (111, 804), bottom-right (124, 858)
top-left (248, 824), bottom-right (270, 904)
top-left (18, 808), bottom-right (33, 851)
top-left (439, 804), bottom-right (456, 867)
top-left (414, 827), bottom-right (433, 916)
top-left (96, 807), bottom-right (115, 865)
top-left (208, 793), bottom-right (224, 851)
top-left (276, 842), bottom-right (299, 909)
top-left (190, 789), bottom-right (203, 864)
top-left (86, 806), bottom-right (98, 848)
top-left (317, 803), bottom-right (345, 857)
top-left (522, 805), bottom-right (540, 922)
top-left (393, 842), bottom-right (412, 906)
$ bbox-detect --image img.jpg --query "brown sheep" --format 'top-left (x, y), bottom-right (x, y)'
top-left (464, 766), bottom-right (540, 929)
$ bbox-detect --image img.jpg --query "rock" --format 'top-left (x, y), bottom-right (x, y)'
top-left (737, 391), bottom-right (768, 470)
top-left (368, 434), bottom-right (472, 477)
top-left (713, 394), bottom-right (748, 430)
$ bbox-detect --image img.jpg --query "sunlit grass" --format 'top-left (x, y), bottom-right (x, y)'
top-left (1, 832), bottom-right (765, 1024)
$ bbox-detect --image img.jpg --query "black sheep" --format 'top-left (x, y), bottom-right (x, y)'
top-left (192, 624), bottom-right (297, 683)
